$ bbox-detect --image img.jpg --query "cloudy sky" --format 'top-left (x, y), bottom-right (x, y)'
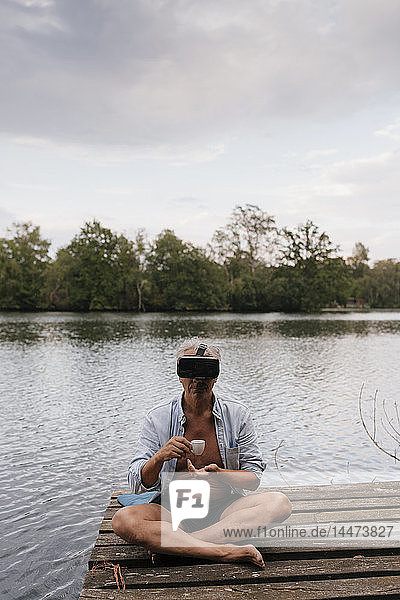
top-left (1, 0), bottom-right (400, 261)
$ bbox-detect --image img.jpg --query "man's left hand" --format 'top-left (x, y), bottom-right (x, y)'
top-left (186, 459), bottom-right (223, 474)
top-left (203, 463), bottom-right (222, 472)
top-left (186, 460), bottom-right (229, 491)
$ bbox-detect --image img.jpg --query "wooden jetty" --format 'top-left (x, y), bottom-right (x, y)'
top-left (79, 481), bottom-right (400, 599)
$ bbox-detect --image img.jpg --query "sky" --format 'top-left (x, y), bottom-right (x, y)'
top-left (1, 0), bottom-right (400, 261)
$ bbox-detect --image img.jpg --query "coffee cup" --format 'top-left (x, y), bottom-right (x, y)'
top-left (191, 439), bottom-right (205, 455)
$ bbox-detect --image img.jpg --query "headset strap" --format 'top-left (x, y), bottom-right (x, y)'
top-left (196, 343), bottom-right (207, 356)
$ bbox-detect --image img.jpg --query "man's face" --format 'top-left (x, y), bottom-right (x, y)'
top-left (179, 348), bottom-right (217, 397)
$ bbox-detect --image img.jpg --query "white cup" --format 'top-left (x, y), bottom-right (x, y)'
top-left (191, 439), bottom-right (205, 455)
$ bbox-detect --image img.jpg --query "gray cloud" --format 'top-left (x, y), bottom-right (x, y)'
top-left (1, 0), bottom-right (400, 149)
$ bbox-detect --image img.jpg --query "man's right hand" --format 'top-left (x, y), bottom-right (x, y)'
top-left (156, 436), bottom-right (192, 462)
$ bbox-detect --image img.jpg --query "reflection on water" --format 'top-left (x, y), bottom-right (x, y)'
top-left (1, 311), bottom-right (400, 600)
top-left (2, 311), bottom-right (400, 346)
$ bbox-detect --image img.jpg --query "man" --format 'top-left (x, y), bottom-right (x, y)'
top-left (112, 339), bottom-right (291, 568)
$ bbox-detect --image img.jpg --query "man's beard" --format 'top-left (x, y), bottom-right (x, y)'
top-left (191, 382), bottom-right (209, 393)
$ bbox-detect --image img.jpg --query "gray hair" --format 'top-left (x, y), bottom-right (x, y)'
top-left (176, 337), bottom-right (221, 361)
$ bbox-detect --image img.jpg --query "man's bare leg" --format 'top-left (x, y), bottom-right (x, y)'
top-left (112, 504), bottom-right (265, 567)
top-left (191, 492), bottom-right (292, 544)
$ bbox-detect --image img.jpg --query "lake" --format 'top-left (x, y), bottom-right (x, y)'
top-left (1, 311), bottom-right (400, 599)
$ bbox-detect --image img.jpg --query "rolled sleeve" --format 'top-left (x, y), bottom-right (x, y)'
top-left (237, 409), bottom-right (266, 484)
top-left (128, 412), bottom-right (162, 494)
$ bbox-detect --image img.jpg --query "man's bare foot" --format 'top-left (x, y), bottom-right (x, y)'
top-left (220, 544), bottom-right (265, 568)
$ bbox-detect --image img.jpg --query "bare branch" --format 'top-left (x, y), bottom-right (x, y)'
top-left (359, 384), bottom-right (400, 462)
top-left (395, 398), bottom-right (400, 429)
top-left (380, 417), bottom-right (400, 447)
top-left (273, 440), bottom-right (291, 486)
top-left (382, 396), bottom-right (400, 439)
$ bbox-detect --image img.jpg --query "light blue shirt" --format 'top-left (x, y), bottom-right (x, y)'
top-left (128, 393), bottom-right (266, 495)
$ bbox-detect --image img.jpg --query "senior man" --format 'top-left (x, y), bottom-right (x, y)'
top-left (112, 339), bottom-right (291, 568)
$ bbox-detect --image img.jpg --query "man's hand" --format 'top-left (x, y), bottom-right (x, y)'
top-left (185, 459), bottom-right (229, 491)
top-left (203, 463), bottom-right (222, 473)
top-left (186, 458), bottom-right (203, 474)
top-left (186, 458), bottom-right (210, 474)
top-left (186, 459), bottom-right (222, 474)
top-left (185, 459), bottom-right (259, 491)
top-left (156, 436), bottom-right (192, 462)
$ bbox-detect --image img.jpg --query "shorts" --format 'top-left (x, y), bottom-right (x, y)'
top-left (151, 490), bottom-right (243, 533)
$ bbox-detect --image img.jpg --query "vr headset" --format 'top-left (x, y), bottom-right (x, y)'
top-left (177, 344), bottom-right (220, 379)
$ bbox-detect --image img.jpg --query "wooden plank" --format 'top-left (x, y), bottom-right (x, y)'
top-left (100, 519), bottom-right (116, 533)
top-left (101, 505), bottom-right (400, 529)
top-left (95, 533), bottom-right (133, 546)
top-left (111, 481), bottom-right (400, 502)
top-left (111, 481), bottom-right (400, 499)
top-left (111, 481), bottom-right (400, 497)
top-left (83, 555), bottom-right (400, 589)
top-left (106, 500), bottom-right (400, 523)
top-left (106, 505), bottom-right (400, 521)
top-left (94, 531), bottom-right (400, 549)
top-left (257, 481), bottom-right (400, 499)
top-left (92, 534), bottom-right (400, 559)
top-left (89, 542), bottom-right (400, 567)
top-left (284, 508), bottom-right (400, 523)
top-left (108, 496), bottom-right (400, 512)
top-left (89, 545), bottom-right (149, 567)
top-left (290, 497), bottom-right (400, 512)
top-left (79, 575), bottom-right (400, 600)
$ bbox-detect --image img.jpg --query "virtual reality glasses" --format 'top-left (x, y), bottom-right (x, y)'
top-left (177, 344), bottom-right (220, 379)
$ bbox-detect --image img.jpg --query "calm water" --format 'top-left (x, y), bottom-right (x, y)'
top-left (1, 311), bottom-right (400, 599)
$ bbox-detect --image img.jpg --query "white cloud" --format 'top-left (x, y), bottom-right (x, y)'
top-left (306, 149), bottom-right (337, 159)
top-left (375, 118), bottom-right (400, 142)
top-left (1, 0), bottom-right (400, 150)
top-left (279, 150), bottom-right (400, 259)
top-left (95, 187), bottom-right (149, 196)
top-left (177, 211), bottom-right (210, 227)
top-left (10, 135), bottom-right (226, 165)
top-left (326, 151), bottom-right (400, 189)
top-left (170, 197), bottom-right (207, 208)
top-left (8, 182), bottom-right (57, 192)
top-left (286, 182), bottom-right (352, 200)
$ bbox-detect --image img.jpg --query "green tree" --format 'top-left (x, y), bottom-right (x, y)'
top-left (280, 220), bottom-right (338, 266)
top-left (277, 220), bottom-right (350, 311)
top-left (229, 263), bottom-right (275, 312)
top-left (346, 242), bottom-right (370, 302)
top-left (133, 229), bottom-right (149, 311)
top-left (210, 204), bottom-right (277, 309)
top-left (47, 220), bottom-right (141, 311)
top-left (0, 222), bottom-right (51, 310)
top-left (367, 259), bottom-right (400, 308)
top-left (211, 204), bottom-right (277, 272)
top-left (147, 230), bottom-right (228, 311)
top-left (347, 242), bottom-right (369, 277)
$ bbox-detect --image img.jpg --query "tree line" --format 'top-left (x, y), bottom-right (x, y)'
top-left (0, 205), bottom-right (399, 312)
